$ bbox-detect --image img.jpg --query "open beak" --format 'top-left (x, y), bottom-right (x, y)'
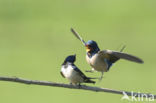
top-left (85, 45), bottom-right (91, 52)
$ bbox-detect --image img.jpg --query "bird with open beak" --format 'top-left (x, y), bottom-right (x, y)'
top-left (71, 28), bottom-right (144, 80)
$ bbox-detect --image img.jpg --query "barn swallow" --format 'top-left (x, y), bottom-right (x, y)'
top-left (60, 55), bottom-right (96, 85)
top-left (71, 28), bottom-right (144, 80)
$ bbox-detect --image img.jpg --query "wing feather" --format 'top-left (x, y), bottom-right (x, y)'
top-left (60, 71), bottom-right (65, 78)
top-left (98, 50), bottom-right (144, 63)
top-left (71, 64), bottom-right (88, 79)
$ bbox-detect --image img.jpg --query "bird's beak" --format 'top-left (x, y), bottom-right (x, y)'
top-left (85, 45), bottom-right (91, 52)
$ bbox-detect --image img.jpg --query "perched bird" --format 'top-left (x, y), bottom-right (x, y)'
top-left (60, 55), bottom-right (96, 85)
top-left (71, 28), bottom-right (144, 80)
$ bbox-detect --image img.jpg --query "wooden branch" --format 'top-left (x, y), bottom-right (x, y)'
top-left (0, 76), bottom-right (155, 99)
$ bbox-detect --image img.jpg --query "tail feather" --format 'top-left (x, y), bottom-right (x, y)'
top-left (120, 45), bottom-right (126, 52)
top-left (84, 78), bottom-right (96, 84)
top-left (87, 77), bottom-right (99, 79)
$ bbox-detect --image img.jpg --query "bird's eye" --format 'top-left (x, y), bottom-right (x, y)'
top-left (85, 44), bottom-right (88, 47)
top-left (86, 44), bottom-right (91, 48)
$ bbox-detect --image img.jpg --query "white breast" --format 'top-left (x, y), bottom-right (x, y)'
top-left (86, 54), bottom-right (108, 72)
top-left (61, 65), bottom-right (84, 84)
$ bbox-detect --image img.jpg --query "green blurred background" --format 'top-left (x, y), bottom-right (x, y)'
top-left (0, 0), bottom-right (156, 103)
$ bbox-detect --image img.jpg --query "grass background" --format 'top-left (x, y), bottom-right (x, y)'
top-left (0, 0), bottom-right (156, 103)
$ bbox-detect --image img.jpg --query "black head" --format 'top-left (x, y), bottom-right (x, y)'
top-left (63, 54), bottom-right (76, 64)
top-left (85, 40), bottom-right (100, 54)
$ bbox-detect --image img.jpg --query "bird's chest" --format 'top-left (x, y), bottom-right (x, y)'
top-left (61, 66), bottom-right (75, 78)
top-left (86, 54), bottom-right (108, 72)
top-left (86, 54), bottom-right (99, 65)
top-left (61, 65), bottom-right (83, 84)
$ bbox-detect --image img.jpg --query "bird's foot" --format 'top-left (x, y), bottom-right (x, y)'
top-left (98, 72), bottom-right (104, 82)
top-left (69, 83), bottom-right (73, 85)
top-left (77, 83), bottom-right (81, 89)
top-left (98, 77), bottom-right (103, 81)
top-left (97, 77), bottom-right (103, 83)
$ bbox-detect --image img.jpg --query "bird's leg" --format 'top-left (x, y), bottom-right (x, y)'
top-left (78, 83), bottom-right (81, 88)
top-left (99, 72), bottom-right (104, 81)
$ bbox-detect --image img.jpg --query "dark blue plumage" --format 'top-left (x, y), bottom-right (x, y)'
top-left (104, 59), bottom-right (113, 71)
top-left (63, 54), bottom-right (76, 64)
top-left (86, 40), bottom-right (100, 58)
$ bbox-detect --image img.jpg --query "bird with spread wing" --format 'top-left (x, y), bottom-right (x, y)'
top-left (70, 28), bottom-right (144, 80)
